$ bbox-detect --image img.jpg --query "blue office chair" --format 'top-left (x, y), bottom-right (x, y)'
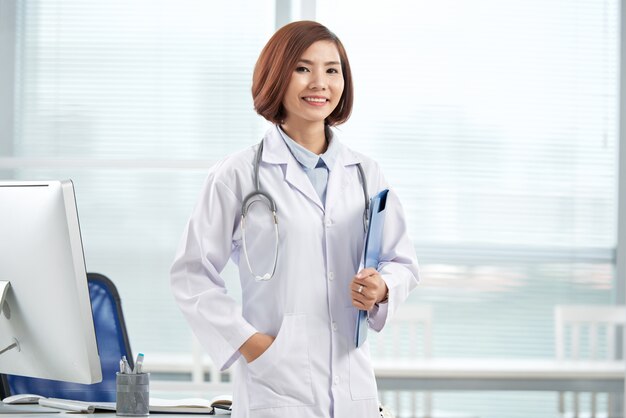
top-left (0, 375), bottom-right (8, 400)
top-left (3, 273), bottom-right (133, 401)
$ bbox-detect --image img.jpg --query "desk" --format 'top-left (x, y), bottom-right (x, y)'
top-left (0, 403), bottom-right (231, 417)
top-left (3, 357), bottom-right (625, 418)
top-left (0, 412), bottom-right (207, 418)
top-left (373, 358), bottom-right (625, 392)
top-left (2, 359), bottom-right (621, 418)
top-left (374, 358), bottom-right (625, 418)
top-left (147, 356), bottom-right (624, 417)
top-left (147, 355), bottom-right (625, 392)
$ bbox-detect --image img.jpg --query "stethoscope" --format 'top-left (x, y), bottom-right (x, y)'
top-left (241, 140), bottom-right (370, 281)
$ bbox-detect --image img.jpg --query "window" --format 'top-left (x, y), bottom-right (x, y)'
top-left (6, 0), bottom-right (275, 353)
top-left (3, 1), bottom-right (621, 416)
top-left (317, 0), bottom-right (619, 357)
top-left (3, 0), bottom-right (620, 386)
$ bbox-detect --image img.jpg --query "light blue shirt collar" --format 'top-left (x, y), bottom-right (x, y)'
top-left (277, 125), bottom-right (338, 171)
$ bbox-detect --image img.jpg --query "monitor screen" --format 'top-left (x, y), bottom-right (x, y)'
top-left (0, 180), bottom-right (102, 384)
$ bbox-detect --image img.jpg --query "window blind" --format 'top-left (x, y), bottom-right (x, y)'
top-left (9, 0), bottom-right (275, 352)
top-left (5, 2), bottom-right (621, 416)
top-left (317, 0), bottom-right (619, 358)
top-left (6, 0), bottom-right (620, 361)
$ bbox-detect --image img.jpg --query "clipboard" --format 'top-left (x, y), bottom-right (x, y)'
top-left (355, 188), bottom-right (389, 348)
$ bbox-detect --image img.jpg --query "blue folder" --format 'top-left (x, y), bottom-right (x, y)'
top-left (355, 188), bottom-right (389, 348)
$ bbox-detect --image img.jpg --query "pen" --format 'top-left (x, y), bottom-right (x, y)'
top-left (134, 353), bottom-right (144, 374)
top-left (119, 359), bottom-right (125, 374)
top-left (122, 355), bottom-right (131, 374)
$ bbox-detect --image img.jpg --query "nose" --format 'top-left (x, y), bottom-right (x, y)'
top-left (308, 71), bottom-right (327, 90)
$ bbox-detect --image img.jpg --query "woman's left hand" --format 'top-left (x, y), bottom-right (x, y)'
top-left (350, 268), bottom-right (388, 311)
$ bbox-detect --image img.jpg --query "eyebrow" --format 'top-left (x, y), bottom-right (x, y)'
top-left (298, 59), bottom-right (341, 66)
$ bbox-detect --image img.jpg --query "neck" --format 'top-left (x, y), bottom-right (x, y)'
top-left (280, 122), bottom-right (327, 155)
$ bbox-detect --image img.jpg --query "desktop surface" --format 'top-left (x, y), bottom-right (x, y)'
top-left (0, 403), bottom-right (58, 414)
top-left (0, 403), bottom-right (231, 417)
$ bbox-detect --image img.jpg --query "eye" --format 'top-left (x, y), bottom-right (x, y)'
top-left (327, 68), bottom-right (340, 74)
top-left (295, 66), bottom-right (310, 73)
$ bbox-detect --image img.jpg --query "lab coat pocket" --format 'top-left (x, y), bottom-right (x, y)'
top-left (246, 313), bottom-right (315, 410)
top-left (347, 309), bottom-right (378, 400)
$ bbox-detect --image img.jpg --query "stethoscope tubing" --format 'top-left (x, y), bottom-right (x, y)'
top-left (241, 140), bottom-right (369, 281)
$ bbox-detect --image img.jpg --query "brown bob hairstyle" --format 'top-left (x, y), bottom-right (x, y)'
top-left (252, 21), bottom-right (353, 126)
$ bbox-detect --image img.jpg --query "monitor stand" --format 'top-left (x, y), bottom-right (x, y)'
top-left (0, 281), bottom-right (19, 356)
top-left (0, 281), bottom-right (9, 313)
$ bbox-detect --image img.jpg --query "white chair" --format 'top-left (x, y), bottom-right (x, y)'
top-left (370, 304), bottom-right (433, 418)
top-left (554, 305), bottom-right (626, 418)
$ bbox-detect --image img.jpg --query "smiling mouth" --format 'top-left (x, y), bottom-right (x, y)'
top-left (302, 97), bottom-right (329, 105)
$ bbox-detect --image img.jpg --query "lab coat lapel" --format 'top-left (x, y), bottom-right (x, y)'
top-left (261, 127), bottom-right (324, 212)
top-left (285, 161), bottom-right (325, 211)
top-left (325, 142), bottom-right (362, 214)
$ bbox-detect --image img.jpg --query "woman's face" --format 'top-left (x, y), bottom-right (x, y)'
top-left (282, 40), bottom-right (345, 128)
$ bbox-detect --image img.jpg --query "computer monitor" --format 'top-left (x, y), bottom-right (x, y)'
top-left (0, 180), bottom-right (102, 384)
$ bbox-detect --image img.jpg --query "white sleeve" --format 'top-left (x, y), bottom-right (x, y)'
top-left (170, 174), bottom-right (257, 371)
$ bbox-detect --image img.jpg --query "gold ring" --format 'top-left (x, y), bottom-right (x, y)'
top-left (357, 285), bottom-right (363, 294)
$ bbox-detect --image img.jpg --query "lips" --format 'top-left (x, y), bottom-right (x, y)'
top-left (302, 96), bottom-right (329, 106)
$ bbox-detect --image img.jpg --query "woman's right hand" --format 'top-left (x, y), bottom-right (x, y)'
top-left (239, 332), bottom-right (276, 363)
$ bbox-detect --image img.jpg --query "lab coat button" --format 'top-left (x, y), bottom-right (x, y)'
top-left (328, 272), bottom-right (334, 281)
top-left (332, 322), bottom-right (338, 331)
top-left (325, 219), bottom-right (332, 227)
top-left (333, 375), bottom-right (340, 385)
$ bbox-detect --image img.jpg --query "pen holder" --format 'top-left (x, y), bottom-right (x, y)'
top-left (116, 372), bottom-right (150, 416)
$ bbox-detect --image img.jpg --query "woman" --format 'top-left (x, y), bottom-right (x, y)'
top-left (171, 21), bottom-right (419, 418)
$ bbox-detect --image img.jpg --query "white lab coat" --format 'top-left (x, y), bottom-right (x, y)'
top-left (170, 126), bottom-right (419, 418)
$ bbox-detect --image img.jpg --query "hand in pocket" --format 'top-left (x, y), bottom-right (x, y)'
top-left (240, 332), bottom-right (276, 363)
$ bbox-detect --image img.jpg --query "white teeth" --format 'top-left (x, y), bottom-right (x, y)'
top-left (304, 97), bottom-right (327, 103)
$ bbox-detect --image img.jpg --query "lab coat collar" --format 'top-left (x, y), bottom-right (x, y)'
top-left (261, 125), bottom-right (361, 166)
top-left (260, 126), bottom-right (363, 212)
top-left (261, 126), bottom-right (324, 210)
top-left (260, 125), bottom-right (291, 164)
